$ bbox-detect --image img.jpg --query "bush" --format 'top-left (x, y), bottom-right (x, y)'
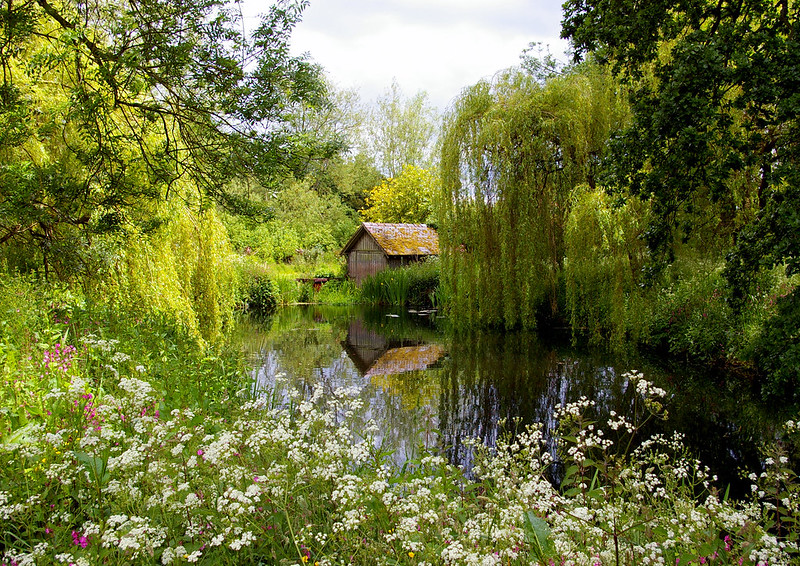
top-left (752, 288), bottom-right (800, 403)
top-left (315, 278), bottom-right (359, 305)
top-left (246, 277), bottom-right (279, 315)
top-left (406, 258), bottom-right (440, 307)
top-left (646, 264), bottom-right (733, 362)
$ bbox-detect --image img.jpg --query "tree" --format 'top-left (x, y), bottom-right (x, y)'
top-left (564, 186), bottom-right (650, 349)
top-left (562, 0), bottom-right (800, 397)
top-left (562, 0), bottom-right (800, 283)
top-left (367, 79), bottom-right (438, 177)
top-left (0, 0), bottom-right (329, 278)
top-left (439, 65), bottom-right (628, 329)
top-left (325, 153), bottom-right (384, 213)
top-left (283, 81), bottom-right (383, 212)
top-left (361, 165), bottom-right (437, 224)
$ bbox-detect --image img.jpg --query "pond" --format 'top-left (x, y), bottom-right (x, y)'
top-left (238, 305), bottom-right (779, 495)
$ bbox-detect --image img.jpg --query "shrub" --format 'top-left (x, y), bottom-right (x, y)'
top-left (751, 289), bottom-right (800, 403)
top-left (646, 263), bottom-right (733, 362)
top-left (246, 277), bottom-right (279, 315)
top-left (315, 278), bottom-right (359, 305)
top-left (406, 258), bottom-right (440, 307)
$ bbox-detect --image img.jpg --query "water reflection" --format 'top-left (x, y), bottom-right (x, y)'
top-left (240, 306), bottom-right (773, 493)
top-left (342, 318), bottom-right (445, 377)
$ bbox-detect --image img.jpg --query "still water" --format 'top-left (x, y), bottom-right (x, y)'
top-left (239, 305), bottom-right (778, 493)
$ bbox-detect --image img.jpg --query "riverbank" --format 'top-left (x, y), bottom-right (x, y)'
top-left (1, 276), bottom-right (799, 565)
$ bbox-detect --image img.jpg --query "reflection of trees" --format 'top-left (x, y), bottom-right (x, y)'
top-left (243, 306), bottom-right (446, 465)
top-left (437, 332), bottom-right (765, 488)
top-left (241, 307), bottom-right (773, 492)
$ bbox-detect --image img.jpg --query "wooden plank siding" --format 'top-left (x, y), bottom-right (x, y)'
top-left (348, 233), bottom-right (388, 286)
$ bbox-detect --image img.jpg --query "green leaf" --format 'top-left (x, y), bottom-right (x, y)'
top-left (524, 511), bottom-right (555, 562)
top-left (74, 451), bottom-right (109, 486)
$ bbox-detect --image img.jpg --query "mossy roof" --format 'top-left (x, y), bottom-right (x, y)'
top-left (342, 222), bottom-right (440, 256)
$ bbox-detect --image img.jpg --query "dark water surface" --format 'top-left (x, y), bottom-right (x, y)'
top-left (239, 305), bottom-right (781, 494)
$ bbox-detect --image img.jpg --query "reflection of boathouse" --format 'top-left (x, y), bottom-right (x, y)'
top-left (342, 319), bottom-right (444, 377)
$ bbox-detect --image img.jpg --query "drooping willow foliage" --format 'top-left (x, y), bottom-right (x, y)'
top-left (439, 64), bottom-right (629, 329)
top-left (564, 186), bottom-right (650, 350)
top-left (90, 201), bottom-right (239, 344)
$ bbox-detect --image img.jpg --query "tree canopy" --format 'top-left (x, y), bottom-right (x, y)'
top-left (367, 79), bottom-right (438, 177)
top-left (561, 0), bottom-right (800, 396)
top-left (439, 64), bottom-right (629, 329)
top-left (0, 0), bottom-right (330, 277)
top-left (361, 165), bottom-right (437, 225)
top-left (562, 0), bottom-right (800, 286)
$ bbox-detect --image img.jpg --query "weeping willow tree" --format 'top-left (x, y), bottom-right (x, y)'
top-left (564, 186), bottom-right (650, 350)
top-left (87, 198), bottom-right (239, 344)
top-left (439, 64), bottom-right (629, 329)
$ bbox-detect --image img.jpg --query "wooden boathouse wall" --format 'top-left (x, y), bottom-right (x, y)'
top-left (346, 231), bottom-right (388, 286)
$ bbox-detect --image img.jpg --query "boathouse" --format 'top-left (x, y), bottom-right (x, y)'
top-left (341, 222), bottom-right (439, 286)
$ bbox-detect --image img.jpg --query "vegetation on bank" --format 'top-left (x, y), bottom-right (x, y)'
top-left (437, 57), bottom-right (799, 400)
top-left (1, 275), bottom-right (799, 566)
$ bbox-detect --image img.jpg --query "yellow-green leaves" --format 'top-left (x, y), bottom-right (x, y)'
top-left (439, 64), bottom-right (628, 329)
top-left (361, 165), bottom-right (438, 225)
top-left (564, 186), bottom-right (650, 349)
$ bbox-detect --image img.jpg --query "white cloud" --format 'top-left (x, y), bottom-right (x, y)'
top-left (243, 0), bottom-right (569, 110)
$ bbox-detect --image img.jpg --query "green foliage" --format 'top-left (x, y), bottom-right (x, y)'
top-left (562, 0), bottom-right (792, 260)
top-left (646, 263), bottom-right (734, 363)
top-left (281, 82), bottom-right (383, 214)
top-left (272, 273), bottom-right (303, 304)
top-left (751, 289), bottom-right (800, 403)
top-left (439, 63), bottom-right (629, 329)
top-left (562, 0), bottom-right (800, 350)
top-left (224, 178), bottom-right (358, 262)
top-left (314, 278), bottom-right (359, 305)
top-left (95, 205), bottom-right (239, 344)
top-left (564, 186), bottom-right (649, 349)
top-left (368, 79), bottom-right (439, 177)
top-left (559, 0), bottom-right (800, 394)
top-left (272, 178), bottom-right (359, 251)
top-left (0, 272), bottom-right (244, 441)
top-left (0, 0), bottom-right (331, 278)
top-left (361, 165), bottom-right (438, 224)
top-left (361, 260), bottom-right (440, 308)
top-left (325, 153), bottom-right (385, 213)
top-left (246, 277), bottom-right (279, 316)
top-left (361, 268), bottom-right (410, 306)
top-left (1, 282), bottom-right (799, 564)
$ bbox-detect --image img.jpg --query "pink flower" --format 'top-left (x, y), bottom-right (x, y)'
top-left (72, 530), bottom-right (88, 548)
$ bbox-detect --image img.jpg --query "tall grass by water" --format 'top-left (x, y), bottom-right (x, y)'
top-left (361, 259), bottom-right (440, 308)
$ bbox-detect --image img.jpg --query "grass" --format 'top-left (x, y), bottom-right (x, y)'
top-left (361, 259), bottom-right (440, 308)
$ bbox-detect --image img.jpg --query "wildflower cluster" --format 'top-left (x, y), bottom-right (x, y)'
top-left (42, 344), bottom-right (77, 375)
top-left (1, 329), bottom-right (798, 566)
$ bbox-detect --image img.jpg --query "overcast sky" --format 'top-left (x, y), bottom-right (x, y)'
top-left (243, 0), bottom-right (570, 111)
